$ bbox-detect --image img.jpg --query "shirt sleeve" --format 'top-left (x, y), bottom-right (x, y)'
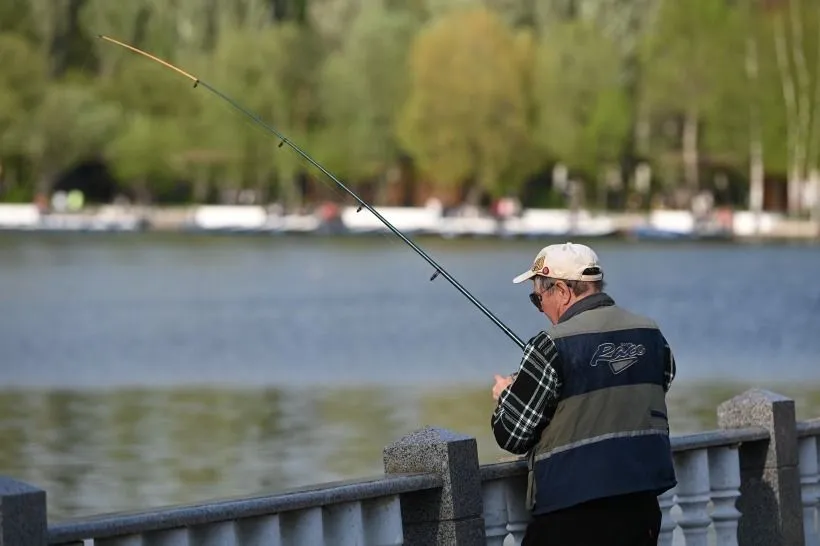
top-left (491, 331), bottom-right (563, 455)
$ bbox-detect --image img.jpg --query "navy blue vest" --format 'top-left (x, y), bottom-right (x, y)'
top-left (527, 302), bottom-right (677, 515)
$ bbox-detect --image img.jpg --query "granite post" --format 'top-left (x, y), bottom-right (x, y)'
top-left (383, 427), bottom-right (486, 546)
top-left (718, 389), bottom-right (804, 546)
top-left (0, 477), bottom-right (47, 546)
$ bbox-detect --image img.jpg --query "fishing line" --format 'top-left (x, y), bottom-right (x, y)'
top-left (98, 34), bottom-right (526, 350)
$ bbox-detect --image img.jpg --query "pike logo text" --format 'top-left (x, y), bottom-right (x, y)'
top-left (589, 342), bottom-right (646, 374)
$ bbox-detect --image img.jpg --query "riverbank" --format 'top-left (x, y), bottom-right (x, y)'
top-left (1, 203), bottom-right (818, 242)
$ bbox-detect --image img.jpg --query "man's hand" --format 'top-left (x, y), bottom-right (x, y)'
top-left (492, 374), bottom-right (515, 402)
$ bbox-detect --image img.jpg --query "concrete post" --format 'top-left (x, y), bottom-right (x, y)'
top-left (383, 427), bottom-right (486, 546)
top-left (0, 477), bottom-right (47, 546)
top-left (718, 389), bottom-right (804, 546)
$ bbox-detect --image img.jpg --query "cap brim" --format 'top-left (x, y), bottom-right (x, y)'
top-left (512, 270), bottom-right (536, 284)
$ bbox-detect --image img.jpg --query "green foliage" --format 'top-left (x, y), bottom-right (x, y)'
top-left (0, 0), bottom-right (818, 210)
top-left (640, 0), bottom-right (736, 113)
top-left (318, 4), bottom-right (421, 181)
top-left (398, 7), bottom-right (531, 201)
top-left (0, 33), bottom-right (48, 154)
top-left (533, 21), bottom-right (631, 174)
top-left (191, 22), bottom-right (325, 204)
top-left (106, 114), bottom-right (184, 199)
top-left (29, 80), bottom-right (121, 188)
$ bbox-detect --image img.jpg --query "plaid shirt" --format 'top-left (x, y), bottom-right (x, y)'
top-left (491, 331), bottom-right (677, 455)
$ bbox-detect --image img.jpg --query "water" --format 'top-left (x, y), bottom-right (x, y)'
top-left (1, 232), bottom-right (819, 521)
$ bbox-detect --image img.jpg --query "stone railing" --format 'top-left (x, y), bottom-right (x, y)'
top-left (1, 389), bottom-right (819, 546)
top-left (479, 388), bottom-right (818, 546)
top-left (480, 427), bottom-right (772, 546)
top-left (47, 473), bottom-right (438, 546)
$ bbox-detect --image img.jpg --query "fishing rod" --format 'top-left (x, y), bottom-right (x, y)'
top-left (98, 34), bottom-right (526, 350)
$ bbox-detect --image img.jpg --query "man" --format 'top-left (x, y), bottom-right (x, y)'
top-left (491, 242), bottom-right (677, 546)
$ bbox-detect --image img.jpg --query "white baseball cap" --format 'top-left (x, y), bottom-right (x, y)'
top-left (512, 242), bottom-right (604, 284)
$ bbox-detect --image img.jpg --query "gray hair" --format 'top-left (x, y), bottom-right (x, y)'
top-left (534, 274), bottom-right (604, 297)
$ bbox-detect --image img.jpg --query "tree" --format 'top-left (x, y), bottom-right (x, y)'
top-left (90, 42), bottom-right (205, 202)
top-left (639, 0), bottom-right (743, 199)
top-left (0, 0), bottom-right (40, 43)
top-left (203, 22), bottom-right (323, 207)
top-left (106, 114), bottom-right (184, 203)
top-left (0, 33), bottom-right (48, 199)
top-left (532, 21), bottom-right (631, 192)
top-left (398, 7), bottom-right (531, 204)
top-left (28, 80), bottom-right (121, 197)
top-left (317, 4), bottom-right (421, 198)
top-left (80, 0), bottom-right (152, 77)
top-left (761, 0), bottom-right (820, 215)
top-left (307, 0), bottom-right (364, 49)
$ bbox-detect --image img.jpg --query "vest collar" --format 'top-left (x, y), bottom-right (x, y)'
top-left (557, 292), bottom-right (615, 324)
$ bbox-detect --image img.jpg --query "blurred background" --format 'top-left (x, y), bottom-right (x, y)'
top-left (1, 0), bottom-right (819, 523)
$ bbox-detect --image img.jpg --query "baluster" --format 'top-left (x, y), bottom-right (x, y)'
top-left (482, 479), bottom-right (509, 546)
top-left (800, 436), bottom-right (820, 546)
top-left (280, 507), bottom-right (323, 545)
top-left (323, 501), bottom-right (365, 546)
top-left (657, 486), bottom-right (677, 546)
top-left (362, 495), bottom-right (403, 546)
top-left (708, 446), bottom-right (741, 546)
top-left (189, 521), bottom-right (237, 546)
top-left (236, 514), bottom-right (282, 546)
top-left (674, 449), bottom-right (711, 546)
top-left (142, 528), bottom-right (189, 546)
top-left (503, 474), bottom-right (531, 546)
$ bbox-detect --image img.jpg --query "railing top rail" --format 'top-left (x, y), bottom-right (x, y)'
top-left (48, 472), bottom-right (441, 543)
top-left (480, 458), bottom-right (527, 482)
top-left (478, 426), bottom-right (769, 482)
top-left (797, 418), bottom-right (820, 438)
top-left (670, 426), bottom-right (769, 452)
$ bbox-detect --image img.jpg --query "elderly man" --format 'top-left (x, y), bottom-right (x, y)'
top-left (491, 242), bottom-right (677, 546)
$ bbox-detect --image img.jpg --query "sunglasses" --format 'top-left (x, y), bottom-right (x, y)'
top-left (529, 292), bottom-right (543, 311)
top-left (529, 280), bottom-right (558, 312)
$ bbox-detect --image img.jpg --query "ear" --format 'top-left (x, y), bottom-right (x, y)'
top-left (558, 281), bottom-right (573, 303)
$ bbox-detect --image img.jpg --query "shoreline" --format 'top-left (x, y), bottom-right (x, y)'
top-left (0, 203), bottom-right (818, 242)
